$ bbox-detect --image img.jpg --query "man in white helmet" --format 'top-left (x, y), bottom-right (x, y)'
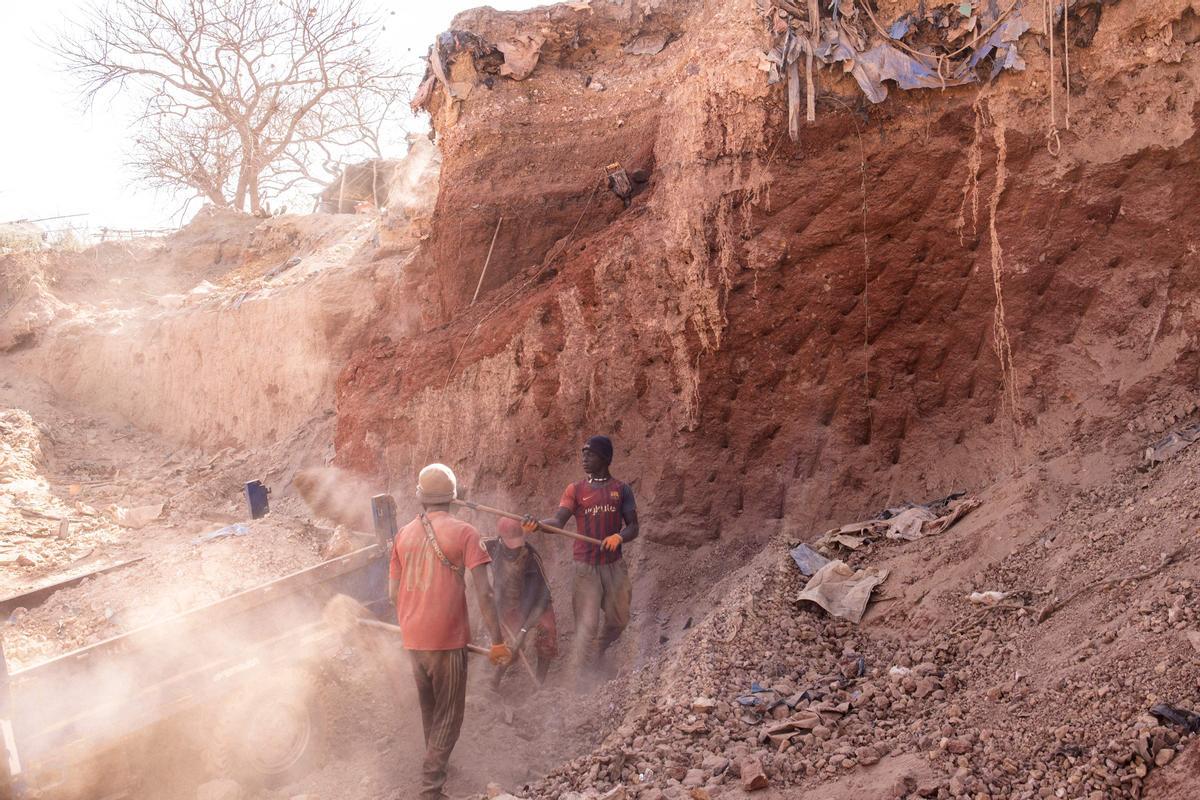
top-left (389, 463), bottom-right (511, 800)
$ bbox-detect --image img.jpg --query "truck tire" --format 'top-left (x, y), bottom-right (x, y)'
top-left (205, 666), bottom-right (328, 788)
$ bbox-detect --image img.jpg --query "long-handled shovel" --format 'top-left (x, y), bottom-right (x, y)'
top-left (323, 594), bottom-right (493, 655)
top-left (451, 499), bottom-right (595, 546)
top-left (324, 594), bottom-right (539, 683)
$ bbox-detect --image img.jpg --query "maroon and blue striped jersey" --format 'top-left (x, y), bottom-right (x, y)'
top-left (559, 478), bottom-right (637, 565)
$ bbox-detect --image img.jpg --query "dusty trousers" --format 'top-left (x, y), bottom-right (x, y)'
top-left (407, 648), bottom-right (467, 800)
top-left (571, 560), bottom-right (632, 675)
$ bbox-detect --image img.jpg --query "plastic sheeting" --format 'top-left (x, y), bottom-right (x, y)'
top-left (763, 0), bottom-right (1031, 105)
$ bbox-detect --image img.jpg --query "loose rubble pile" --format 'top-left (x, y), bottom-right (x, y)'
top-left (476, 442), bottom-right (1200, 800)
top-left (0, 377), bottom-right (334, 669)
top-left (0, 405), bottom-right (122, 587)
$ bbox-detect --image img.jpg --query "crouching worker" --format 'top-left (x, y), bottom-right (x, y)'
top-left (389, 463), bottom-right (512, 800)
top-left (486, 517), bottom-right (558, 685)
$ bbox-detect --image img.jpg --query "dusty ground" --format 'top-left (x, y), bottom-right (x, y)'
top-left (0, 372), bottom-right (332, 668)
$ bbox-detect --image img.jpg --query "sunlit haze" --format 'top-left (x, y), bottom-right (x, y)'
top-left (0, 0), bottom-right (533, 233)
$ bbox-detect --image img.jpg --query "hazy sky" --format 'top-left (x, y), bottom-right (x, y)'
top-left (0, 1), bottom-right (532, 231)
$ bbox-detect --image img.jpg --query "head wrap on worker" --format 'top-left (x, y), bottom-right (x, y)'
top-left (497, 517), bottom-right (525, 550)
top-left (416, 463), bottom-right (457, 505)
top-left (583, 435), bottom-right (614, 465)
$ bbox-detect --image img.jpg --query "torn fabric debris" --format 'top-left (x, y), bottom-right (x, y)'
top-left (760, 0), bottom-right (1032, 112)
top-left (497, 34), bottom-right (545, 81)
top-left (795, 560), bottom-right (888, 623)
top-left (1144, 423), bottom-right (1200, 465)
top-left (815, 494), bottom-right (980, 550)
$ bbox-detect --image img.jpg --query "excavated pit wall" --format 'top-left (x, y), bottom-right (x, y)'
top-left (3, 213), bottom-right (423, 453)
top-left (336, 0), bottom-right (1200, 567)
top-left (30, 273), bottom-right (369, 450)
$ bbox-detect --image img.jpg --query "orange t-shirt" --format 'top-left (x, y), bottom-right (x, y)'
top-left (389, 511), bottom-right (491, 650)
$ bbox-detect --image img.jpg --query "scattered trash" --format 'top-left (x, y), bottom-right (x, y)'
top-left (883, 506), bottom-right (938, 541)
top-left (879, 491), bottom-right (966, 519)
top-left (888, 665), bottom-right (912, 680)
top-left (194, 523), bottom-right (250, 544)
top-left (111, 502), bottom-right (164, 529)
top-left (1149, 702), bottom-right (1200, 734)
top-left (497, 33), bottom-right (545, 81)
top-left (795, 560), bottom-right (889, 623)
top-left (819, 530), bottom-right (870, 550)
top-left (605, 162), bottom-right (634, 207)
top-left (244, 480), bottom-right (270, 519)
top-left (815, 494), bottom-right (980, 550)
top-left (764, 713), bottom-right (823, 744)
top-left (967, 590), bottom-right (1009, 605)
top-left (789, 542), bottom-right (830, 576)
top-left (1144, 423), bottom-right (1200, 465)
top-left (759, 0), bottom-right (1031, 138)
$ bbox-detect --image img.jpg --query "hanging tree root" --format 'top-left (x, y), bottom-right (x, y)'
top-left (987, 114), bottom-right (1021, 445)
top-left (956, 96), bottom-right (985, 245)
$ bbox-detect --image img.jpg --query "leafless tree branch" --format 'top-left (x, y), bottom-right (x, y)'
top-left (56, 0), bottom-right (416, 213)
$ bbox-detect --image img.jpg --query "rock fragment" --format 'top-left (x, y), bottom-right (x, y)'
top-left (739, 756), bottom-right (769, 790)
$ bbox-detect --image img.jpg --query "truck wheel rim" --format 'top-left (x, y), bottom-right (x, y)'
top-left (246, 699), bottom-right (311, 775)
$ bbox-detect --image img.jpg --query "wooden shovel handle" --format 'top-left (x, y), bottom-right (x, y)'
top-left (355, 618), bottom-right (489, 656)
top-left (451, 499), bottom-right (599, 546)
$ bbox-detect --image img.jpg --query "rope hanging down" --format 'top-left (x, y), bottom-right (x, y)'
top-left (1045, 0), bottom-right (1073, 153)
top-left (1045, 0), bottom-right (1060, 155)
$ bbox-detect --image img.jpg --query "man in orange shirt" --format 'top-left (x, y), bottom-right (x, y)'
top-left (389, 463), bottom-right (511, 800)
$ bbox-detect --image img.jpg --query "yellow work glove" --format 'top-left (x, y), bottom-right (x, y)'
top-left (520, 515), bottom-right (539, 534)
top-left (489, 643), bottom-right (513, 666)
top-left (602, 533), bottom-right (623, 552)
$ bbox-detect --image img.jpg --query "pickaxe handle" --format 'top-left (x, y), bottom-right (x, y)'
top-left (451, 499), bottom-right (599, 546)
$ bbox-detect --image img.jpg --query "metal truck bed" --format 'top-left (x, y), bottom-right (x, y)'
top-left (0, 541), bottom-right (390, 798)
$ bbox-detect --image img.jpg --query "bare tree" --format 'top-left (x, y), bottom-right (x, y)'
top-left (129, 112), bottom-right (240, 208)
top-left (57, 0), bottom-right (409, 213)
